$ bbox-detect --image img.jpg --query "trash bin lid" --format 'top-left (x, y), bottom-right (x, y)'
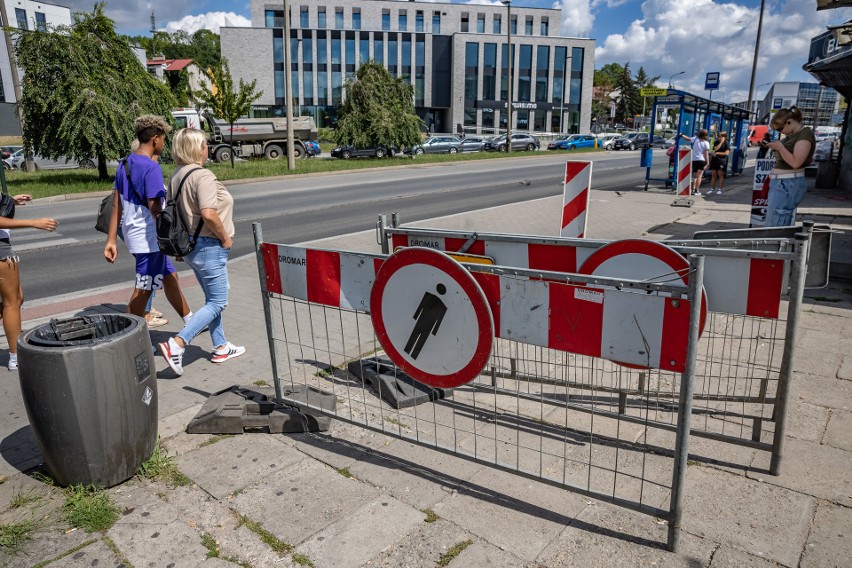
top-left (26, 315), bottom-right (140, 347)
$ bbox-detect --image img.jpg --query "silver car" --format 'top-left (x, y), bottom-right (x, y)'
top-left (411, 136), bottom-right (463, 155)
top-left (459, 136), bottom-right (487, 152)
top-left (6, 149), bottom-right (85, 171)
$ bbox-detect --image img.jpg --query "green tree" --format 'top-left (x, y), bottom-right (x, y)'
top-left (614, 63), bottom-right (642, 125)
top-left (194, 59), bottom-right (262, 168)
top-left (334, 62), bottom-right (422, 152)
top-left (14, 3), bottom-right (176, 179)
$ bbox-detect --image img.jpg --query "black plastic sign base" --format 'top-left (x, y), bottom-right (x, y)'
top-left (187, 385), bottom-right (335, 434)
top-left (348, 356), bottom-right (453, 409)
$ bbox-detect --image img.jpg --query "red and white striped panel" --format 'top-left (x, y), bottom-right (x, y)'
top-left (677, 148), bottom-right (691, 196)
top-left (471, 272), bottom-right (691, 372)
top-left (391, 234), bottom-right (594, 275)
top-left (388, 232), bottom-right (785, 319)
top-left (261, 243), bottom-right (691, 372)
top-left (561, 161), bottom-right (592, 238)
top-left (261, 243), bottom-right (383, 310)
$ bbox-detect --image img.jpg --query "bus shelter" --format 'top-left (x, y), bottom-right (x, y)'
top-left (645, 90), bottom-right (752, 190)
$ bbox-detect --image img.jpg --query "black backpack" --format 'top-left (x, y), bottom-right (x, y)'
top-left (157, 167), bottom-right (203, 257)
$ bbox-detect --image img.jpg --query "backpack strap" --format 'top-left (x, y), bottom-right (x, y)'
top-left (170, 166), bottom-right (204, 240)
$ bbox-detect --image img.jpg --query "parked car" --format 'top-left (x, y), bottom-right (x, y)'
top-left (483, 133), bottom-right (540, 152)
top-left (1, 145), bottom-right (22, 161)
top-left (4, 149), bottom-right (89, 171)
top-left (304, 140), bottom-right (321, 157)
top-left (410, 136), bottom-right (463, 155)
top-left (597, 134), bottom-right (620, 150)
top-left (548, 134), bottom-right (597, 151)
top-left (330, 145), bottom-right (396, 159)
top-left (611, 133), bottom-right (668, 151)
top-left (459, 136), bottom-right (487, 152)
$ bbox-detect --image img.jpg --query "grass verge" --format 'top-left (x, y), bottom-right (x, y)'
top-left (4, 147), bottom-right (602, 199)
top-left (62, 485), bottom-right (119, 533)
top-left (137, 438), bottom-right (191, 487)
top-left (0, 519), bottom-right (39, 553)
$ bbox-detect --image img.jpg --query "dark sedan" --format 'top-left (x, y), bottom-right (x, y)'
top-left (330, 145), bottom-right (396, 159)
top-left (612, 133), bottom-right (668, 151)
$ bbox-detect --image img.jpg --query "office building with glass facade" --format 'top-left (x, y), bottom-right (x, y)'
top-left (221, 0), bottom-right (594, 134)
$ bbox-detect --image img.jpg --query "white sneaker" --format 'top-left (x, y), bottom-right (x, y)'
top-left (716, 189), bottom-right (723, 195)
top-left (705, 190), bottom-right (715, 196)
top-left (158, 338), bottom-right (184, 376)
top-left (211, 342), bottom-right (246, 364)
top-left (8, 360), bottom-right (17, 372)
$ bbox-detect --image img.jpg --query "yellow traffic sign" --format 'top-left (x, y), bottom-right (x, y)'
top-left (640, 88), bottom-right (668, 97)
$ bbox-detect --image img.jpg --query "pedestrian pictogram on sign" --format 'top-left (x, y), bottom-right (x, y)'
top-left (371, 247), bottom-right (494, 388)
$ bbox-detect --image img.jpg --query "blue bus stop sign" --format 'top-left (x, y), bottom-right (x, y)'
top-left (705, 72), bottom-right (720, 90)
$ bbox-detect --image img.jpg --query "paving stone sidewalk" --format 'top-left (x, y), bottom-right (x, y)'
top-left (0, 170), bottom-right (850, 567)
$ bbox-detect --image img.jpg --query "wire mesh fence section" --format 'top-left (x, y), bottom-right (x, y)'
top-left (479, 310), bottom-right (785, 450)
top-left (267, 293), bottom-right (677, 518)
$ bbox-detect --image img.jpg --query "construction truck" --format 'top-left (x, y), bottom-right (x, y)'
top-left (171, 109), bottom-right (317, 162)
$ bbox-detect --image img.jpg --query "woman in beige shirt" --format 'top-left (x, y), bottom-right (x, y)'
top-left (158, 128), bottom-right (244, 376)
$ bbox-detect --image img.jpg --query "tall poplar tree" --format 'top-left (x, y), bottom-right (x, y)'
top-left (14, 4), bottom-right (176, 179)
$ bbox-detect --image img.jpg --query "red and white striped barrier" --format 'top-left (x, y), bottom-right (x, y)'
top-left (677, 148), bottom-right (692, 196)
top-left (560, 161), bottom-right (592, 238)
top-left (260, 243), bottom-right (693, 372)
top-left (388, 230), bottom-right (786, 319)
top-left (469, 271), bottom-right (691, 372)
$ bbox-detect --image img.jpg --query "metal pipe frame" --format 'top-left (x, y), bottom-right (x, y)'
top-left (253, 223), bottom-right (284, 402)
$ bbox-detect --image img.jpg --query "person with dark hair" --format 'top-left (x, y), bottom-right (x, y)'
top-left (756, 131), bottom-right (773, 159)
top-left (680, 129), bottom-right (710, 195)
top-left (0, 196), bottom-right (57, 370)
top-left (764, 107), bottom-right (815, 227)
top-left (104, 115), bottom-right (195, 326)
top-left (707, 131), bottom-right (729, 196)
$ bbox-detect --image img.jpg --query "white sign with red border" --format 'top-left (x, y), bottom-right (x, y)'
top-left (370, 247), bottom-right (494, 389)
top-left (751, 158), bottom-right (775, 227)
top-left (578, 239), bottom-right (707, 368)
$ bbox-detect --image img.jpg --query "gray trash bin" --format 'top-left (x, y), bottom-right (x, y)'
top-left (17, 314), bottom-right (157, 487)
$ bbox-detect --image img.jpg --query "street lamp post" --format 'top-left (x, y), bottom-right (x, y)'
top-left (746, 0), bottom-right (767, 124)
top-left (502, 0), bottom-right (512, 153)
top-left (559, 54), bottom-right (573, 134)
top-left (283, 0), bottom-right (296, 170)
top-left (668, 71), bottom-right (685, 89)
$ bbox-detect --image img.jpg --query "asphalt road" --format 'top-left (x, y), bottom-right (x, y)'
top-left (13, 150), bottom-right (665, 300)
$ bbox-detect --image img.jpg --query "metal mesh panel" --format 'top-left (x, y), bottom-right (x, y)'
top-left (266, 289), bottom-right (681, 520)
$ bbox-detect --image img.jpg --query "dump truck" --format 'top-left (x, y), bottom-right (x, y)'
top-left (171, 109), bottom-right (317, 162)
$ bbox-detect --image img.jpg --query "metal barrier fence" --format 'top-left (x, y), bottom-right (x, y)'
top-left (382, 224), bottom-right (810, 475)
top-left (254, 223), bottom-right (710, 551)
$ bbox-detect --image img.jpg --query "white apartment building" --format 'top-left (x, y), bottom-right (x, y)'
top-left (0, 0), bottom-right (72, 134)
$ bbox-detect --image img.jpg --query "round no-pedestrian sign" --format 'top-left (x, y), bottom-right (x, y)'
top-left (370, 247), bottom-right (494, 389)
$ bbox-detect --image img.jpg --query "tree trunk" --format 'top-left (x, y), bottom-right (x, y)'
top-left (98, 155), bottom-right (109, 180)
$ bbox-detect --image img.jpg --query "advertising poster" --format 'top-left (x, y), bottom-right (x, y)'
top-left (751, 158), bottom-right (775, 227)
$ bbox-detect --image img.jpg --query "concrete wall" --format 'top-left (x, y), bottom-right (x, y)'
top-left (221, 27), bottom-right (276, 106)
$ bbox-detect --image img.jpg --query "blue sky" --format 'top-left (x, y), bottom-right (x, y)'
top-left (70, 0), bottom-right (851, 103)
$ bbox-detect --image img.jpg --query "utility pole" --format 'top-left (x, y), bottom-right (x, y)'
top-left (502, 0), bottom-right (512, 153)
top-left (283, 0), bottom-right (296, 170)
top-left (746, 0), bottom-right (766, 124)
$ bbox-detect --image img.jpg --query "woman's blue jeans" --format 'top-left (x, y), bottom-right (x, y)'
top-left (765, 176), bottom-right (808, 227)
top-left (178, 237), bottom-right (230, 348)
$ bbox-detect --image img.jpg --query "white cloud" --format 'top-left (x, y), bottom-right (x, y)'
top-left (164, 12), bottom-right (251, 35)
top-left (554, 0), bottom-right (595, 38)
top-left (594, 0), bottom-right (844, 102)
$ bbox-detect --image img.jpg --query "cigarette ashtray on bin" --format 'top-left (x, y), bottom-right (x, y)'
top-left (17, 314), bottom-right (157, 488)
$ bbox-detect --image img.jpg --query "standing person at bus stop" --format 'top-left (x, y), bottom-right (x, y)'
top-left (765, 107), bottom-right (815, 227)
top-left (680, 130), bottom-right (710, 195)
top-left (706, 131), bottom-right (729, 196)
top-left (103, 115), bottom-right (195, 325)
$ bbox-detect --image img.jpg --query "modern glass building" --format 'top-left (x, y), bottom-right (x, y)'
top-left (755, 81), bottom-right (840, 127)
top-left (221, 0), bottom-right (594, 134)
